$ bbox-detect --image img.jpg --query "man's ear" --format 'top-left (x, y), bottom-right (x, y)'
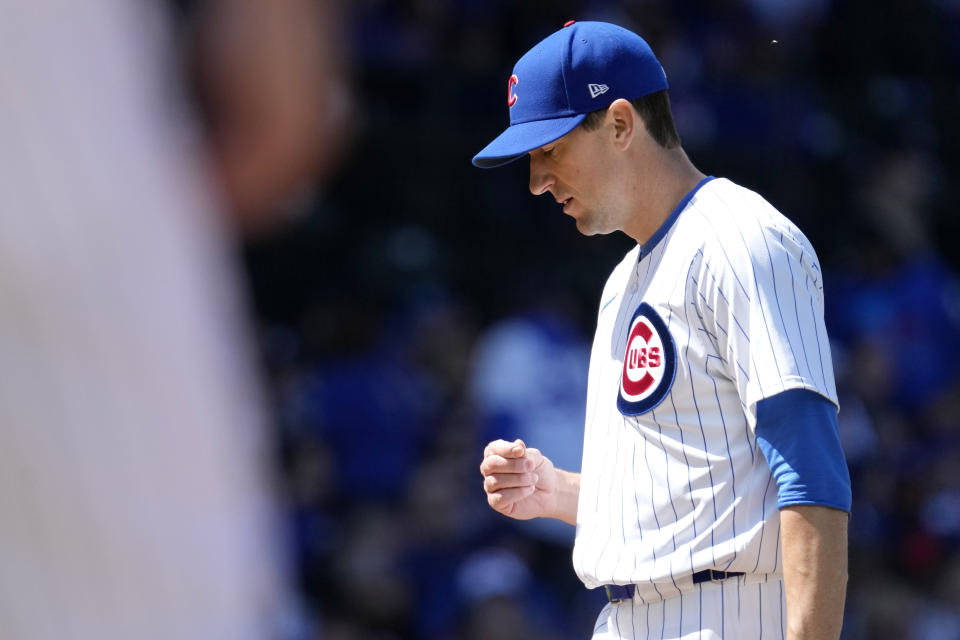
top-left (607, 98), bottom-right (636, 150)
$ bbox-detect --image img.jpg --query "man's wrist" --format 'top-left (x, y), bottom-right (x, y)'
top-left (549, 469), bottom-right (580, 525)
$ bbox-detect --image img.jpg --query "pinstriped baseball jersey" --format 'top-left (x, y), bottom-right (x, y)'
top-left (572, 176), bottom-right (837, 600)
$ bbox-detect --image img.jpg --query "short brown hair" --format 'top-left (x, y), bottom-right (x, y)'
top-left (580, 90), bottom-right (681, 149)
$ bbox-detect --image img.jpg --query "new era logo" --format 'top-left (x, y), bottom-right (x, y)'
top-left (588, 83), bottom-right (609, 99)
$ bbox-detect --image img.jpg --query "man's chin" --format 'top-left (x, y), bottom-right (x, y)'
top-left (572, 214), bottom-right (591, 234)
top-left (574, 217), bottom-right (607, 237)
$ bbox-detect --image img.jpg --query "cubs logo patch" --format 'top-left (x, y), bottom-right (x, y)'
top-left (617, 302), bottom-right (676, 416)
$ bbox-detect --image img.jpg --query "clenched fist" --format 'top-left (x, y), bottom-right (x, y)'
top-left (480, 439), bottom-right (572, 522)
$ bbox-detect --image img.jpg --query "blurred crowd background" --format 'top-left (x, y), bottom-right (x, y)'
top-left (206, 1), bottom-right (960, 638)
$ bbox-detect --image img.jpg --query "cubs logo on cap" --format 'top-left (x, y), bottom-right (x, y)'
top-left (507, 75), bottom-right (519, 107)
top-left (617, 302), bottom-right (676, 416)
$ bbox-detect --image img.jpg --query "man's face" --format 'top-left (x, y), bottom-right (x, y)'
top-left (528, 123), bottom-right (622, 236)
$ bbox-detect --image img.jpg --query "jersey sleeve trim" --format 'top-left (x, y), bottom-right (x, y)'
top-left (755, 388), bottom-right (851, 513)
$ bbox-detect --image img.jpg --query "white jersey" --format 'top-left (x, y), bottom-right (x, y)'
top-left (0, 2), bottom-right (283, 638)
top-left (572, 177), bottom-right (837, 602)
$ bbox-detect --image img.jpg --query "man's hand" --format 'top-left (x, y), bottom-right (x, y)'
top-left (479, 439), bottom-right (579, 525)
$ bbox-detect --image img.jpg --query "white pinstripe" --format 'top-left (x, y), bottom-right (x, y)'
top-left (572, 178), bottom-right (836, 637)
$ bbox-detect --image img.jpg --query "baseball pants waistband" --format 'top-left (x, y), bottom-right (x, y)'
top-left (603, 570), bottom-right (746, 604)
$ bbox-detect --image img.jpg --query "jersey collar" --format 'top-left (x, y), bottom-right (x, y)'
top-left (638, 175), bottom-right (715, 261)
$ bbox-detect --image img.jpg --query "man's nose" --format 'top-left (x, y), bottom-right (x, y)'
top-left (528, 153), bottom-right (553, 196)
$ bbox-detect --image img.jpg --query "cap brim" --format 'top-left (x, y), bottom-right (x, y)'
top-left (472, 114), bottom-right (587, 168)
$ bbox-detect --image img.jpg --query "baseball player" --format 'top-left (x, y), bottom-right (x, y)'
top-left (475, 22), bottom-right (851, 639)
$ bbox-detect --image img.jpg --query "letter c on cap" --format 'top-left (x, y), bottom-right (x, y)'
top-left (507, 75), bottom-right (518, 107)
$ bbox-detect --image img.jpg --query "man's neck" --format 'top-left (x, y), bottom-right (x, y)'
top-left (623, 148), bottom-right (706, 245)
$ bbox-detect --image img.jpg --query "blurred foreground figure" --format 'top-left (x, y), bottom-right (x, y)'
top-left (0, 0), bottom-right (344, 637)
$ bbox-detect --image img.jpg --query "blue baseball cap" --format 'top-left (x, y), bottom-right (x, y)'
top-left (472, 21), bottom-right (668, 169)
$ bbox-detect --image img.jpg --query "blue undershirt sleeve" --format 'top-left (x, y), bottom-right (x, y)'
top-left (755, 389), bottom-right (852, 512)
